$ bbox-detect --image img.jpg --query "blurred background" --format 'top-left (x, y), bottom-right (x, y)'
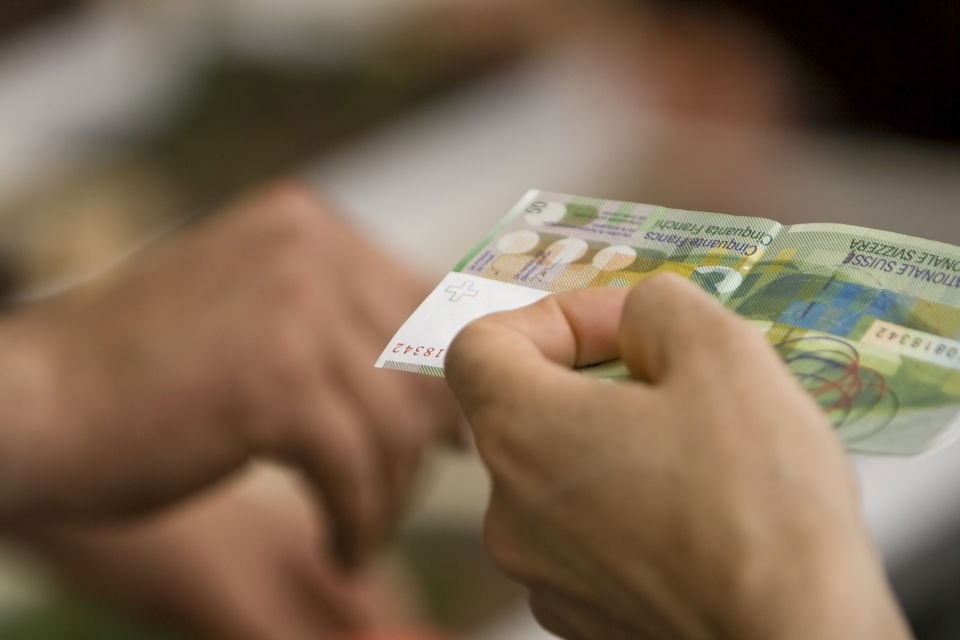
top-left (0, 1), bottom-right (957, 638)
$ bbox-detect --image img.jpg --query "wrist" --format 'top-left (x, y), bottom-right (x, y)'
top-left (726, 521), bottom-right (911, 640)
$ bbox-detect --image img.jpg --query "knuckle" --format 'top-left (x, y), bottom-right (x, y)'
top-left (633, 272), bottom-right (758, 349)
top-left (254, 183), bottom-right (328, 248)
top-left (260, 181), bottom-right (322, 218)
top-left (631, 270), bottom-right (688, 301)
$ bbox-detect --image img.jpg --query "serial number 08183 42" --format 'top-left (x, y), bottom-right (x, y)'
top-left (863, 320), bottom-right (960, 371)
top-left (391, 343), bottom-right (446, 359)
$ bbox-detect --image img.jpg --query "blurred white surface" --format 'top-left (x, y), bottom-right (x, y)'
top-left (304, 43), bottom-right (653, 278)
top-left (0, 3), bottom-right (208, 192)
top-left (474, 607), bottom-right (559, 640)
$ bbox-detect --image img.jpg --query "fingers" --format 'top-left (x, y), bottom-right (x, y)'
top-left (446, 286), bottom-right (629, 416)
top-left (293, 183), bottom-right (466, 452)
top-left (213, 582), bottom-right (336, 640)
top-left (489, 286), bottom-right (629, 368)
top-left (340, 222), bottom-right (470, 449)
top-left (619, 272), bottom-right (770, 384)
top-left (348, 296), bottom-right (466, 445)
top-left (335, 357), bottom-right (425, 537)
top-left (285, 391), bottom-right (383, 570)
top-left (227, 183), bottom-right (443, 562)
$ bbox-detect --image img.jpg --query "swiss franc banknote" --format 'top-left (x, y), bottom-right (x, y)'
top-left (377, 189), bottom-right (960, 455)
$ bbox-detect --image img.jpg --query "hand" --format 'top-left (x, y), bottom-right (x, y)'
top-left (19, 469), bottom-right (425, 640)
top-left (446, 273), bottom-right (911, 640)
top-left (0, 182), bottom-right (462, 567)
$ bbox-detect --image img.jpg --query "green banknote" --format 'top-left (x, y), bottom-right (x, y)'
top-left (377, 189), bottom-right (960, 455)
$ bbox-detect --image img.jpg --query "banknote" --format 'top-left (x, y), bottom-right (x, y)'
top-left (377, 189), bottom-right (960, 455)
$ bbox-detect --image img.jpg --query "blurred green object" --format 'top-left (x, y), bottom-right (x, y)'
top-left (399, 525), bottom-right (525, 634)
top-left (0, 593), bottom-right (189, 640)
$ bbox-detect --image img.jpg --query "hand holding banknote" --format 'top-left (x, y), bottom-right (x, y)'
top-left (0, 182), bottom-right (462, 568)
top-left (447, 273), bottom-right (911, 640)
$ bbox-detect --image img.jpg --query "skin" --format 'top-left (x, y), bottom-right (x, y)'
top-left (20, 472), bottom-right (423, 640)
top-left (0, 182), bottom-right (463, 570)
top-left (446, 272), bottom-right (913, 640)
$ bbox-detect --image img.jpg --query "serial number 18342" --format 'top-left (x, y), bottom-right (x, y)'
top-left (391, 343), bottom-right (446, 359)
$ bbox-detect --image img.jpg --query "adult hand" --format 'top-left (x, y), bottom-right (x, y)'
top-left (0, 182), bottom-right (462, 568)
top-left (446, 273), bottom-right (911, 640)
top-left (19, 470), bottom-right (425, 640)
top-left (18, 474), bottom-right (424, 640)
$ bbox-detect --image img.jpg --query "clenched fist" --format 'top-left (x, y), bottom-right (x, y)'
top-left (447, 273), bottom-right (910, 640)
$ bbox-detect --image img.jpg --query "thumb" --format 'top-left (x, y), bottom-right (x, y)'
top-left (446, 287), bottom-right (628, 419)
top-left (619, 272), bottom-right (764, 384)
